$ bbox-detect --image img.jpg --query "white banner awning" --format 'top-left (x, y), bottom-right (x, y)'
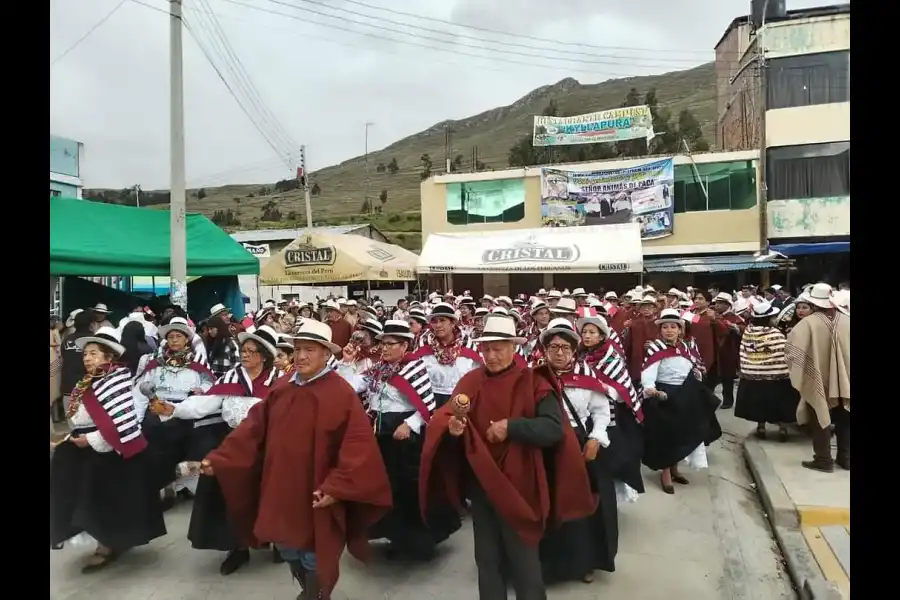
top-left (417, 224), bottom-right (643, 274)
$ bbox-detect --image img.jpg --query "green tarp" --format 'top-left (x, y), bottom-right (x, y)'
top-left (50, 196), bottom-right (260, 277)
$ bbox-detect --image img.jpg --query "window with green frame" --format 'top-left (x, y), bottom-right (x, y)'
top-left (672, 160), bottom-right (757, 213)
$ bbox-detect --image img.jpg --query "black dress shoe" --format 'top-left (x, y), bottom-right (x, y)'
top-left (801, 459), bottom-right (834, 473)
top-left (220, 549), bottom-right (250, 575)
top-left (272, 546), bottom-right (285, 564)
top-left (672, 474), bottom-right (690, 485)
top-left (836, 456), bottom-right (850, 471)
top-left (660, 475), bottom-right (675, 495)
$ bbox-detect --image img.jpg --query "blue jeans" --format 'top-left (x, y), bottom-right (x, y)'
top-left (276, 545), bottom-right (316, 571)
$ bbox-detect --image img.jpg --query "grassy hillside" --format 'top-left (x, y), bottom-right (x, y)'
top-left (86, 62), bottom-right (717, 252)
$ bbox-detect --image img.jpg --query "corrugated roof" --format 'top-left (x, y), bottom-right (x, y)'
top-left (230, 224), bottom-right (367, 243)
top-left (644, 254), bottom-right (782, 274)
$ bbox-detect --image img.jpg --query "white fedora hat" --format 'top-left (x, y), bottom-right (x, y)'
top-left (638, 294), bottom-right (658, 305)
top-left (547, 289), bottom-right (563, 299)
top-left (540, 317), bottom-right (581, 347)
top-left (75, 326), bottom-right (125, 357)
top-left (472, 315), bottom-right (526, 345)
top-left (65, 308), bottom-right (84, 328)
top-left (496, 295), bottom-right (513, 306)
top-left (289, 320), bottom-right (342, 354)
top-left (603, 291), bottom-right (618, 300)
top-left (429, 302), bottom-right (459, 321)
top-left (209, 303), bottom-right (230, 318)
top-left (322, 299), bottom-right (341, 312)
top-left (358, 317), bottom-right (384, 336)
top-left (806, 282), bottom-right (835, 309)
top-left (571, 287), bottom-right (588, 297)
top-left (91, 303), bottom-right (110, 313)
top-left (655, 308), bottom-right (684, 327)
top-left (713, 292), bottom-right (734, 306)
top-left (158, 316), bottom-right (193, 339)
top-left (276, 333), bottom-right (295, 352)
top-left (551, 297), bottom-right (578, 314)
top-left (575, 307), bottom-right (610, 337)
top-left (750, 301), bottom-right (780, 318)
top-left (530, 300), bottom-right (550, 315)
top-left (238, 324), bottom-right (279, 359)
top-left (377, 319), bottom-right (416, 340)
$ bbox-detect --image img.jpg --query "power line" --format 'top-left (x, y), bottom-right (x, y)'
top-left (51, 0), bottom-right (127, 66)
top-left (259, 0), bottom-right (711, 67)
top-left (272, 0), bottom-right (718, 56)
top-left (188, 0), bottom-right (302, 165)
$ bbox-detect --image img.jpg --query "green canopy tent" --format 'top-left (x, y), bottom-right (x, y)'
top-left (50, 196), bottom-right (259, 276)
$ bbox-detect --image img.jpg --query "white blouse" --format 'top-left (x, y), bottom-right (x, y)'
top-left (640, 355), bottom-right (694, 390)
top-left (131, 361), bottom-right (215, 422)
top-left (559, 386), bottom-right (612, 448)
top-left (69, 404), bottom-right (113, 453)
top-left (338, 366), bottom-right (426, 434)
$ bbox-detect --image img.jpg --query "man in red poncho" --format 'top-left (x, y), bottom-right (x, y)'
top-left (418, 316), bottom-right (595, 599)
top-left (200, 320), bottom-right (392, 599)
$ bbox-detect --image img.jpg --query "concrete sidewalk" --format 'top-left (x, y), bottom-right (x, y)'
top-left (741, 422), bottom-right (849, 600)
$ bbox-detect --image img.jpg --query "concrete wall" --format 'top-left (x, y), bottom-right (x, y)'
top-left (421, 150), bottom-right (762, 257)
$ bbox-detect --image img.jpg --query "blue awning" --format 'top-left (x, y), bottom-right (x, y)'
top-left (643, 254), bottom-right (782, 274)
top-left (770, 242), bottom-right (849, 256)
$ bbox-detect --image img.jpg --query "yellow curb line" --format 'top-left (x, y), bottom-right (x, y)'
top-left (797, 506), bottom-right (850, 528)
top-left (802, 527), bottom-right (850, 599)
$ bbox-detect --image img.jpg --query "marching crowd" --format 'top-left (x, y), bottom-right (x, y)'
top-left (49, 280), bottom-right (850, 600)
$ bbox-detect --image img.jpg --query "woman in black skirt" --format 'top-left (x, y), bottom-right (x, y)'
top-left (50, 327), bottom-right (166, 573)
top-left (535, 318), bottom-right (619, 583)
top-left (639, 309), bottom-right (720, 495)
top-left (155, 325), bottom-right (283, 575)
top-left (735, 301), bottom-right (800, 442)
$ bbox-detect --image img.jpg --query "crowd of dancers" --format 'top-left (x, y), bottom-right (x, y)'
top-left (50, 281), bottom-right (849, 599)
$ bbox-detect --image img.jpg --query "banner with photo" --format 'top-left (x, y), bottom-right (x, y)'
top-left (541, 158), bottom-right (675, 240)
top-left (532, 105), bottom-right (655, 147)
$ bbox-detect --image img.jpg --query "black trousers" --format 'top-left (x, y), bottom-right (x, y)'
top-left (811, 401), bottom-right (850, 463)
top-left (469, 486), bottom-right (546, 600)
top-left (705, 373), bottom-right (735, 407)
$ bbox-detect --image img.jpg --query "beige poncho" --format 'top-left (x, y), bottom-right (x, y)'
top-left (785, 311), bottom-right (850, 428)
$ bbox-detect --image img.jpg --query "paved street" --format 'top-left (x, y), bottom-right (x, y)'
top-left (51, 412), bottom-right (795, 600)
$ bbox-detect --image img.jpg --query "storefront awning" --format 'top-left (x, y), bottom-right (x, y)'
top-left (770, 242), bottom-right (849, 256)
top-left (260, 231), bottom-right (419, 285)
top-left (643, 254), bottom-right (782, 273)
top-left (417, 224), bottom-right (643, 274)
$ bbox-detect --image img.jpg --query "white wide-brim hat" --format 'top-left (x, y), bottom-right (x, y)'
top-left (91, 303), bottom-right (110, 314)
top-left (237, 325), bottom-right (279, 359)
top-left (65, 308), bottom-right (84, 328)
top-left (806, 283), bottom-right (836, 309)
top-left (540, 318), bottom-right (581, 347)
top-left (158, 317), bottom-right (194, 340)
top-left (289, 320), bottom-right (342, 354)
top-left (750, 301), bottom-right (780, 318)
top-left (209, 303), bottom-right (229, 318)
top-left (376, 319), bottom-right (416, 340)
top-left (472, 315), bottom-right (526, 345)
top-left (75, 326), bottom-right (125, 357)
top-left (577, 314), bottom-right (610, 337)
top-left (655, 308), bottom-right (684, 327)
top-left (276, 334), bottom-right (295, 352)
top-left (429, 302), bottom-right (459, 321)
top-left (322, 300), bottom-right (341, 312)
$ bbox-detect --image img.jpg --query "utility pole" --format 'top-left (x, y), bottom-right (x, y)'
top-left (169, 0), bottom-right (188, 309)
top-left (364, 122), bottom-right (373, 215)
top-left (300, 145), bottom-right (312, 228)
top-left (471, 146), bottom-right (477, 172)
top-left (444, 125), bottom-right (452, 173)
top-left (756, 2), bottom-right (770, 255)
top-left (133, 184), bottom-right (141, 207)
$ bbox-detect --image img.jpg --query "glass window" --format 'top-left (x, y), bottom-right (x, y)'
top-left (446, 178), bottom-right (526, 225)
top-left (767, 51), bottom-right (850, 110)
top-left (767, 142), bottom-right (850, 200)
top-left (673, 160), bottom-right (756, 212)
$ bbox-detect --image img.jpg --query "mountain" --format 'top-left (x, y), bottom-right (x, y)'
top-left (85, 62), bottom-right (717, 251)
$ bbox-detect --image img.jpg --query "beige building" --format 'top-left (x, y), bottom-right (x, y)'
top-left (716, 4), bottom-right (850, 250)
top-left (420, 150), bottom-right (766, 296)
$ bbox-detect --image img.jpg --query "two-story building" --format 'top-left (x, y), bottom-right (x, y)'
top-left (50, 135), bottom-right (84, 198)
top-left (716, 3), bottom-right (849, 280)
top-left (420, 149), bottom-right (770, 297)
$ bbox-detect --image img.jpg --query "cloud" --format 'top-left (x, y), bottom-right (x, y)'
top-left (50, 0), bottom-right (836, 189)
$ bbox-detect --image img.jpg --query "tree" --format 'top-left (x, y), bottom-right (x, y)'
top-left (387, 157), bottom-right (399, 174)
top-left (258, 186), bottom-right (270, 196)
top-left (376, 162), bottom-right (386, 173)
top-left (379, 189), bottom-right (388, 206)
top-left (311, 182), bottom-right (321, 196)
top-left (420, 153), bottom-right (432, 181)
top-left (197, 188), bottom-right (207, 200)
top-left (677, 109), bottom-right (710, 152)
top-left (360, 198), bottom-right (372, 213)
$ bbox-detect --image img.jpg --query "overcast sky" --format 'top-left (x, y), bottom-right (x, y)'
top-left (50, 0), bottom-right (836, 189)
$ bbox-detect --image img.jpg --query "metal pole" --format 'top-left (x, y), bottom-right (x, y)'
top-left (134, 184), bottom-right (141, 207)
top-left (756, 2), bottom-right (770, 255)
top-left (169, 0), bottom-right (188, 310)
top-left (301, 145), bottom-right (312, 228)
top-left (364, 122), bottom-right (373, 214)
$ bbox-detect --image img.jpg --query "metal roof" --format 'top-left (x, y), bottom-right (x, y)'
top-left (230, 224), bottom-right (367, 243)
top-left (643, 254), bottom-right (783, 274)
